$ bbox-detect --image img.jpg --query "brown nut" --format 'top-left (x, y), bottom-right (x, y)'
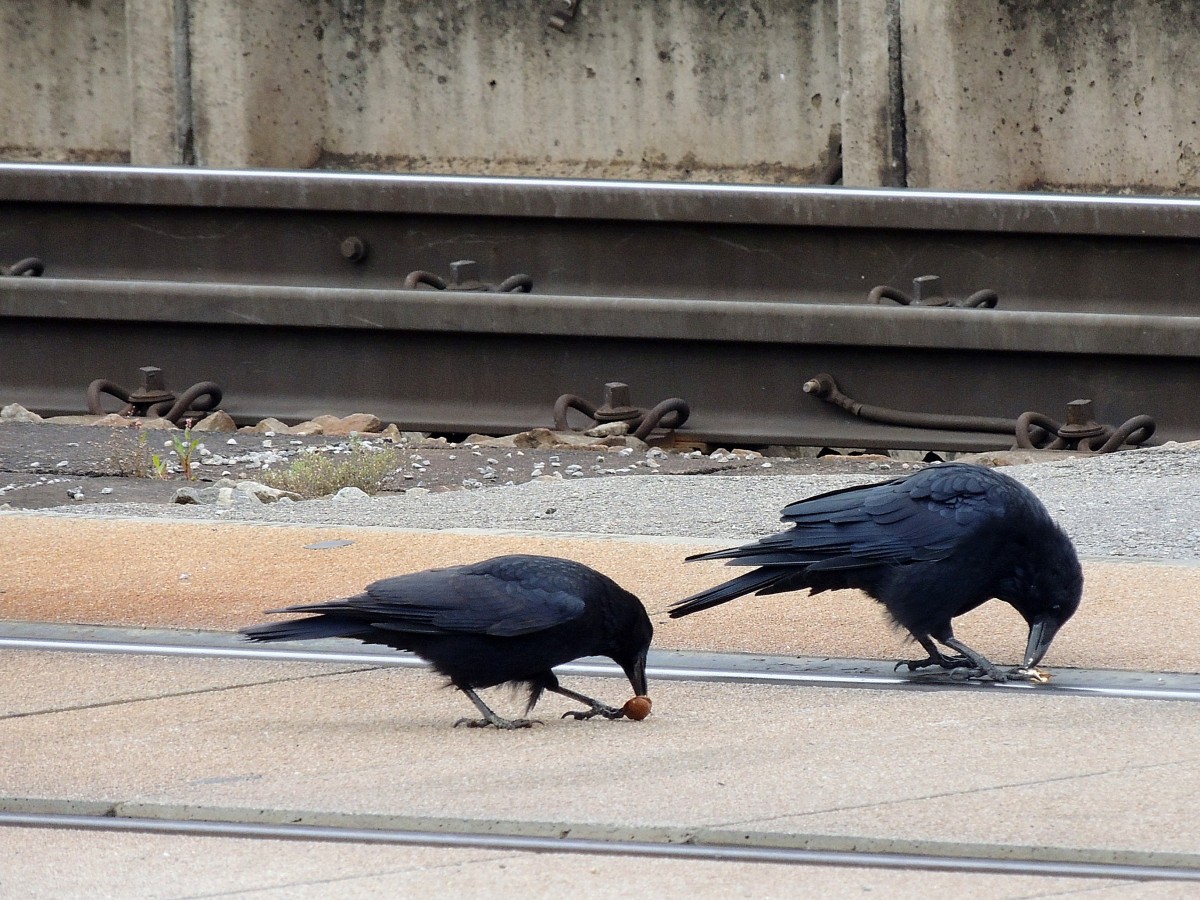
top-left (622, 695), bottom-right (652, 721)
top-left (1015, 666), bottom-right (1053, 684)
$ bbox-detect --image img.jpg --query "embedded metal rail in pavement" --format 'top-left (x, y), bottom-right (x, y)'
top-left (3, 164), bottom-right (1200, 448)
top-left (2, 622), bottom-right (1197, 704)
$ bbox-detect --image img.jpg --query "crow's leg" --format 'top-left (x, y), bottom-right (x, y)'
top-left (453, 686), bottom-right (542, 730)
top-left (552, 684), bottom-right (625, 721)
top-left (894, 634), bottom-right (974, 673)
top-left (937, 637), bottom-right (1012, 682)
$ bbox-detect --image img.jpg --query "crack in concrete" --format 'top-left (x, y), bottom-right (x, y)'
top-left (720, 755), bottom-right (1200, 829)
top-left (0, 666), bottom-right (381, 721)
top-left (176, 852), bottom-right (528, 899)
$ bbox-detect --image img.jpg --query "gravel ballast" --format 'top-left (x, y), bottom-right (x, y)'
top-left (14, 444), bottom-right (1200, 562)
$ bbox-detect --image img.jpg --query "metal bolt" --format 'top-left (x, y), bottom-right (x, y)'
top-left (913, 275), bottom-right (946, 306)
top-left (595, 382), bottom-right (642, 422)
top-left (1059, 399), bottom-right (1105, 439)
top-left (126, 366), bottom-right (175, 406)
top-left (450, 260), bottom-right (478, 286)
top-left (340, 236), bottom-right (369, 262)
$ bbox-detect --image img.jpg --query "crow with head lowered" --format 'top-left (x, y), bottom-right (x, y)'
top-left (243, 554), bottom-right (653, 728)
top-left (670, 463), bottom-right (1082, 680)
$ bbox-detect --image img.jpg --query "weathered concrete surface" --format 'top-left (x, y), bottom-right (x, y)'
top-left (0, 1), bottom-right (843, 182)
top-left (5, 1), bottom-right (1200, 191)
top-left (124, 0), bottom-right (191, 166)
top-left (183, 1), bottom-right (842, 178)
top-left (902, 3), bottom-right (1200, 192)
top-left (0, 826), bottom-right (1143, 898)
top-left (2, 514), bottom-right (1200, 673)
top-left (2, 652), bottom-right (1197, 877)
top-left (189, 0), bottom-right (325, 169)
top-left (0, 0), bottom-right (130, 163)
top-left (838, 0), bottom-right (904, 187)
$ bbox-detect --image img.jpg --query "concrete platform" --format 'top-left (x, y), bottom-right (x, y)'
top-left (3, 510), bottom-right (1199, 894)
top-left (5, 651), bottom-right (1197, 855)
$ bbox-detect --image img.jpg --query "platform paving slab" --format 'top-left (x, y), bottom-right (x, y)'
top-left (1, 825), bottom-right (1161, 900)
top-left (3, 651), bottom-right (1198, 862)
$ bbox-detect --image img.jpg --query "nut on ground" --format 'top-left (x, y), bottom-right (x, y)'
top-left (622, 696), bottom-right (652, 721)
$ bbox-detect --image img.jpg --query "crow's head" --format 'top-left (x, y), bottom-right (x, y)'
top-left (609, 589), bottom-right (653, 698)
top-left (1008, 524), bottom-right (1083, 668)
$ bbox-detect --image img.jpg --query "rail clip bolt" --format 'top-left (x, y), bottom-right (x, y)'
top-left (553, 381), bottom-right (690, 441)
top-left (87, 365), bottom-right (223, 424)
top-left (1057, 399), bottom-right (1106, 441)
top-left (912, 275), bottom-right (948, 306)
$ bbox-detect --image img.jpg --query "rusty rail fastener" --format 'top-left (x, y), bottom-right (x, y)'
top-left (1, 257), bottom-right (44, 277)
top-left (869, 275), bottom-right (998, 309)
top-left (803, 373), bottom-right (1155, 453)
top-left (554, 382), bottom-right (690, 441)
top-left (547, 0), bottom-right (580, 31)
top-left (1016, 399), bottom-right (1156, 453)
top-left (87, 366), bottom-right (223, 425)
top-left (404, 259), bottom-right (532, 293)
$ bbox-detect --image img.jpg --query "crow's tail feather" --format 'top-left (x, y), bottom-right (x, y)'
top-left (240, 614), bottom-right (360, 643)
top-left (669, 567), bottom-right (791, 618)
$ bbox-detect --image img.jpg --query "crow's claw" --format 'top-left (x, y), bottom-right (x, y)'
top-left (946, 665), bottom-right (1013, 683)
top-left (561, 705), bottom-right (624, 721)
top-left (896, 652), bottom-right (977, 673)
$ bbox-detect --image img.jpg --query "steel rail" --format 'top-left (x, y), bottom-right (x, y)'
top-left (7, 162), bottom-right (1200, 236)
top-left (5, 164), bottom-right (1200, 448)
top-left (1, 809), bottom-right (1196, 881)
top-left (4, 276), bottom-right (1198, 447)
top-left (3, 629), bottom-right (1197, 704)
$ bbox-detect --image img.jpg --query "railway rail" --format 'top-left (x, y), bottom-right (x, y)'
top-left (3, 622), bottom-right (1198, 705)
top-left (3, 163), bottom-right (1200, 449)
top-left (5, 806), bottom-right (1199, 882)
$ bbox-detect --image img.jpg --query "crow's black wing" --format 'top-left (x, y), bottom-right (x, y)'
top-left (692, 464), bottom-right (1016, 572)
top-left (266, 555), bottom-right (590, 637)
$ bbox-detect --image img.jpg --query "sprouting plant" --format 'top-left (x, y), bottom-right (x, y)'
top-left (170, 418), bottom-right (202, 480)
top-left (150, 451), bottom-right (171, 479)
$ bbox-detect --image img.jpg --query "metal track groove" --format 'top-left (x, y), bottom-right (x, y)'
top-left (2, 624), bottom-right (1197, 703)
top-left (2, 809), bottom-right (1198, 881)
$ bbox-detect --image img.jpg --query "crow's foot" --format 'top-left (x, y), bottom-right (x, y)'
top-left (895, 653), bottom-right (973, 673)
top-left (453, 715), bottom-right (543, 730)
top-left (561, 702), bottom-right (624, 721)
top-left (944, 664), bottom-right (1013, 683)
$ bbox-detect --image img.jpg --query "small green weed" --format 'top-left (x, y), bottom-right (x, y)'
top-left (170, 419), bottom-right (201, 480)
top-left (261, 439), bottom-right (400, 499)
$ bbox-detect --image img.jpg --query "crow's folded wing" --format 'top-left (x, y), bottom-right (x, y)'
top-left (693, 464), bottom-right (1013, 570)
top-left (268, 556), bottom-right (589, 637)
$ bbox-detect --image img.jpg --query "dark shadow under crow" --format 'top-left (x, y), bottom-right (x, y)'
top-left (242, 554), bottom-right (652, 729)
top-left (670, 463), bottom-right (1082, 681)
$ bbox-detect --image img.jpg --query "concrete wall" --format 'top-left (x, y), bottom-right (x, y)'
top-left (902, 2), bottom-right (1200, 192)
top-left (0, 0), bottom-right (130, 162)
top-left (1, 0), bottom-right (1199, 192)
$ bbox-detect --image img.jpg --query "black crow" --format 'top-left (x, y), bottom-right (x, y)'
top-left (242, 554), bottom-right (652, 729)
top-left (669, 463), bottom-right (1082, 681)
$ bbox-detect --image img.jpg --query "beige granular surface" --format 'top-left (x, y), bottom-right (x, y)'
top-left (1, 514), bottom-right (1196, 673)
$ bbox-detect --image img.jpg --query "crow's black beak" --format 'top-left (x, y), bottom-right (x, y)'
top-left (1024, 616), bottom-right (1062, 669)
top-left (623, 648), bottom-right (649, 697)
